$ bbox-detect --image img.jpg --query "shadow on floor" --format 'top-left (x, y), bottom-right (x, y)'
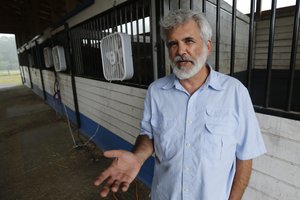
top-left (0, 85), bottom-right (150, 200)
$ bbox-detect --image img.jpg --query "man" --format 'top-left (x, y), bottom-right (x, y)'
top-left (94, 9), bottom-right (266, 200)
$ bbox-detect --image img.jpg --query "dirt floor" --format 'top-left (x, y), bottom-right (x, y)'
top-left (0, 85), bottom-right (150, 200)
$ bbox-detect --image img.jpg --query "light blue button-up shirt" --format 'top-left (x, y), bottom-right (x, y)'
top-left (140, 66), bottom-right (266, 200)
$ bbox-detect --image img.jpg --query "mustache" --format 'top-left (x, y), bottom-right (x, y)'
top-left (173, 56), bottom-right (195, 64)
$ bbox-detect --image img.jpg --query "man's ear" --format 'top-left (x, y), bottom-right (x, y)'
top-left (206, 40), bottom-right (212, 55)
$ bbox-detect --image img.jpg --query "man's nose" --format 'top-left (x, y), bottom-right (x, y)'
top-left (177, 43), bottom-right (187, 56)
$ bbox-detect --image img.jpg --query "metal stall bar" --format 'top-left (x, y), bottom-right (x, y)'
top-left (202, 0), bottom-right (206, 14)
top-left (96, 15), bottom-right (103, 78)
top-left (135, 1), bottom-right (142, 84)
top-left (89, 20), bottom-right (96, 75)
top-left (35, 41), bottom-right (47, 100)
top-left (129, 3), bottom-right (136, 81)
top-left (110, 10), bottom-right (114, 33)
top-left (100, 15), bottom-right (104, 38)
top-left (150, 0), bottom-right (157, 80)
top-left (76, 27), bottom-right (83, 76)
top-left (65, 23), bottom-right (81, 128)
top-left (230, 0), bottom-right (237, 76)
top-left (92, 19), bottom-right (98, 75)
top-left (120, 7), bottom-right (123, 33)
top-left (84, 23), bottom-right (91, 73)
top-left (130, 4), bottom-right (134, 44)
top-left (264, 0), bottom-right (277, 108)
top-left (190, 0), bottom-right (194, 10)
top-left (27, 48), bottom-right (33, 89)
top-left (286, 0), bottom-right (300, 111)
top-left (246, 0), bottom-right (255, 90)
top-left (125, 6), bottom-right (128, 34)
top-left (256, 0), bottom-right (262, 19)
top-left (86, 21), bottom-right (92, 73)
top-left (18, 51), bottom-right (26, 84)
top-left (95, 17), bottom-right (100, 48)
top-left (215, 0), bottom-right (220, 71)
top-left (156, 0), bottom-right (165, 78)
top-left (142, 0), bottom-right (147, 83)
top-left (105, 14), bottom-right (110, 36)
top-left (114, 5), bottom-right (118, 33)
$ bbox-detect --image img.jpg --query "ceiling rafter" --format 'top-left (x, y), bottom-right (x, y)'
top-left (0, 0), bottom-right (86, 47)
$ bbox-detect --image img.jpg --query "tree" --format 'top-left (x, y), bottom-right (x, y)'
top-left (0, 35), bottom-right (19, 72)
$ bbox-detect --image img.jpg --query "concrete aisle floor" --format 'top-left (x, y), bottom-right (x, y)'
top-left (0, 85), bottom-right (150, 200)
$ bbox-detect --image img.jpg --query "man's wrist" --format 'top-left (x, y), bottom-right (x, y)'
top-left (131, 135), bottom-right (154, 166)
top-left (132, 151), bottom-right (148, 166)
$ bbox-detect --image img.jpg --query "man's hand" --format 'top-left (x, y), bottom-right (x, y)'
top-left (94, 150), bottom-right (142, 197)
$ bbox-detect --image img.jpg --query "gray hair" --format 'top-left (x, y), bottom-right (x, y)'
top-left (160, 9), bottom-right (212, 44)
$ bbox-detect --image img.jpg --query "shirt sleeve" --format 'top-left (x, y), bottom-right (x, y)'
top-left (139, 86), bottom-right (153, 139)
top-left (236, 84), bottom-right (267, 160)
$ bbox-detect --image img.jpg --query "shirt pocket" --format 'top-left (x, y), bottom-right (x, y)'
top-left (151, 114), bottom-right (180, 162)
top-left (202, 108), bottom-right (237, 163)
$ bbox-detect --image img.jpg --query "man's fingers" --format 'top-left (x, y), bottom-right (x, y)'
top-left (100, 186), bottom-right (110, 197)
top-left (121, 182), bottom-right (130, 192)
top-left (99, 176), bottom-right (116, 197)
top-left (119, 174), bottom-right (132, 192)
top-left (111, 180), bottom-right (121, 192)
top-left (103, 150), bottom-right (123, 158)
top-left (94, 172), bottom-right (110, 186)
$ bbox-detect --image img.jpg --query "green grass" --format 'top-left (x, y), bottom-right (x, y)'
top-left (0, 70), bottom-right (20, 75)
top-left (0, 71), bottom-right (22, 86)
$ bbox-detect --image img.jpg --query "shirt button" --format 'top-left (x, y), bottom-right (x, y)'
top-left (186, 143), bottom-right (191, 147)
top-left (183, 188), bottom-right (189, 192)
top-left (187, 120), bottom-right (192, 125)
top-left (185, 167), bottom-right (190, 171)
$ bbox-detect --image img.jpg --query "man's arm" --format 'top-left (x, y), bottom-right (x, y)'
top-left (229, 159), bottom-right (252, 200)
top-left (94, 135), bottom-right (153, 197)
top-left (132, 134), bottom-right (154, 165)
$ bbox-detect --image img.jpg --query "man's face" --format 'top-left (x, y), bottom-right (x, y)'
top-left (166, 19), bottom-right (210, 79)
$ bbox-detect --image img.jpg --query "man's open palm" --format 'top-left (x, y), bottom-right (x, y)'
top-left (94, 150), bottom-right (142, 197)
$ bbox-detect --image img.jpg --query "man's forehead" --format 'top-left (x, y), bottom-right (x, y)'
top-left (166, 21), bottom-right (201, 41)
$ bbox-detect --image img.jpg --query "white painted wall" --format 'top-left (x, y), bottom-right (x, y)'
top-left (29, 68), bottom-right (42, 90)
top-left (42, 70), bottom-right (55, 96)
top-left (42, 70), bottom-right (75, 111)
top-left (243, 113), bottom-right (300, 200)
top-left (75, 77), bottom-right (146, 144)
top-left (58, 73), bottom-right (75, 111)
top-left (22, 66), bottom-right (31, 88)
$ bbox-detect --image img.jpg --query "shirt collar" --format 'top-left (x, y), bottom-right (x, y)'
top-left (205, 64), bottom-right (224, 91)
top-left (161, 63), bottom-right (224, 91)
top-left (161, 74), bottom-right (176, 90)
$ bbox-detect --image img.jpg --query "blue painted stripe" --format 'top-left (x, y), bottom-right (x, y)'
top-left (30, 83), bottom-right (154, 188)
top-left (32, 84), bottom-right (44, 98)
top-left (79, 112), bottom-right (154, 188)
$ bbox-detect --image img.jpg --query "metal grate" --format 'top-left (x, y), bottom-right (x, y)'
top-left (17, 0), bottom-right (299, 120)
top-left (164, 0), bottom-right (299, 120)
top-left (69, 0), bottom-right (154, 88)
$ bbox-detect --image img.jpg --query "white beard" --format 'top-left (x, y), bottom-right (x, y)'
top-left (170, 46), bottom-right (208, 80)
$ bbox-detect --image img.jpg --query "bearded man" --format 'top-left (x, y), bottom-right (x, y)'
top-left (94, 9), bottom-right (266, 200)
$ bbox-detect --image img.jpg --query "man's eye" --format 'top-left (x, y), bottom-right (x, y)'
top-left (185, 39), bottom-right (195, 44)
top-left (167, 42), bottom-right (177, 48)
